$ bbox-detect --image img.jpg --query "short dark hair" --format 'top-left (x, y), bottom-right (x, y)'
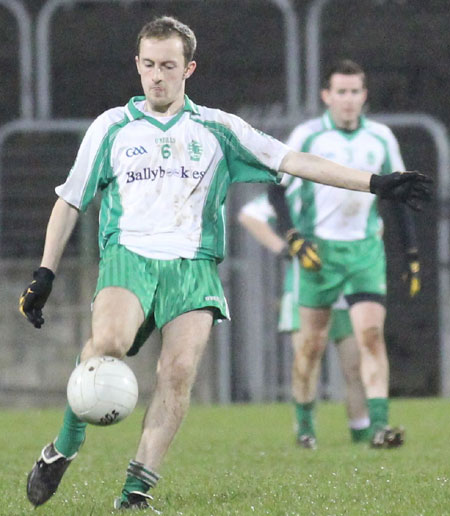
top-left (322, 59), bottom-right (367, 89)
top-left (136, 16), bottom-right (197, 64)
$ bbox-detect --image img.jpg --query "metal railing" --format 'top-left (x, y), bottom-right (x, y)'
top-left (36, 0), bottom-right (301, 119)
top-left (0, 0), bottom-right (33, 118)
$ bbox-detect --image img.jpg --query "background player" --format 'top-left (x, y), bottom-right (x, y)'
top-left (269, 59), bottom-right (422, 448)
top-left (239, 194), bottom-right (370, 448)
top-left (19, 20), bottom-right (431, 511)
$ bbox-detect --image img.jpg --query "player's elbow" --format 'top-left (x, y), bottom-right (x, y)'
top-left (279, 149), bottom-right (302, 176)
top-left (238, 211), bottom-right (251, 229)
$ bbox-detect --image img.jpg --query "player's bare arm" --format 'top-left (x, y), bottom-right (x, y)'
top-left (279, 150), bottom-right (432, 210)
top-left (19, 198), bottom-right (79, 328)
top-left (41, 198), bottom-right (80, 273)
top-left (238, 212), bottom-right (286, 254)
top-left (280, 150), bottom-right (372, 191)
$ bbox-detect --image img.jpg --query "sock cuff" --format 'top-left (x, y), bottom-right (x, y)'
top-left (367, 397), bottom-right (389, 405)
top-left (349, 417), bottom-right (370, 430)
top-left (295, 401), bottom-right (315, 410)
top-left (127, 460), bottom-right (160, 488)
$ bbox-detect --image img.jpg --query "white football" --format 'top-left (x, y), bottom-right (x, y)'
top-left (67, 356), bottom-right (138, 425)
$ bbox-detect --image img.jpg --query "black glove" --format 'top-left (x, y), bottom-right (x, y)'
top-left (369, 171), bottom-right (433, 211)
top-left (285, 229), bottom-right (322, 271)
top-left (403, 249), bottom-right (421, 298)
top-left (19, 267), bottom-right (55, 328)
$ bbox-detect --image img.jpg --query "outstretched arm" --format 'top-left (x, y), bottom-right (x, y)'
top-left (280, 150), bottom-right (372, 192)
top-left (280, 150), bottom-right (432, 210)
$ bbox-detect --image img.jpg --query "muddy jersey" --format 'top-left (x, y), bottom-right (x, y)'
top-left (56, 95), bottom-right (289, 260)
top-left (283, 111), bottom-right (405, 241)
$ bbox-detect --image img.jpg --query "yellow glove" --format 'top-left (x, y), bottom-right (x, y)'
top-left (403, 250), bottom-right (421, 297)
top-left (286, 230), bottom-right (322, 271)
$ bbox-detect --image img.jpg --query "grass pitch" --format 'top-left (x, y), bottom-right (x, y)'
top-left (1, 398), bottom-right (449, 516)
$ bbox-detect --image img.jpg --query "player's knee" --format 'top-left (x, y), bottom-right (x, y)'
top-left (89, 329), bottom-right (131, 358)
top-left (300, 333), bottom-right (327, 361)
top-left (158, 354), bottom-right (197, 395)
top-left (360, 326), bottom-right (384, 355)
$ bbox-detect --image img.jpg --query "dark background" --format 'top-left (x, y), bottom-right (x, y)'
top-left (0, 0), bottom-right (447, 397)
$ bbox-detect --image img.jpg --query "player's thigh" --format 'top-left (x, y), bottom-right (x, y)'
top-left (350, 301), bottom-right (386, 328)
top-left (298, 307), bottom-right (331, 362)
top-left (299, 306), bottom-right (332, 336)
top-left (88, 287), bottom-right (145, 356)
top-left (158, 309), bottom-right (214, 380)
top-left (93, 287), bottom-right (145, 339)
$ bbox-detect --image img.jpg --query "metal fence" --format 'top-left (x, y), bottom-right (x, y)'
top-left (1, 0), bottom-right (449, 406)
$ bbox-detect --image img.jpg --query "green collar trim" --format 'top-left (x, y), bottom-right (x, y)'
top-left (322, 110), bottom-right (366, 139)
top-left (126, 95), bottom-right (200, 131)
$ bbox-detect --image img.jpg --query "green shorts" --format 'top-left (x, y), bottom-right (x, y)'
top-left (95, 244), bottom-right (229, 356)
top-left (299, 237), bottom-right (386, 308)
top-left (278, 260), bottom-right (353, 342)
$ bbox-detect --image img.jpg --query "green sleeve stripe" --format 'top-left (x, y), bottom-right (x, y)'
top-left (195, 157), bottom-right (230, 261)
top-left (194, 118), bottom-right (280, 183)
top-left (366, 130), bottom-right (392, 175)
top-left (80, 117), bottom-right (129, 211)
top-left (300, 129), bottom-right (327, 153)
top-left (290, 130), bottom-right (326, 236)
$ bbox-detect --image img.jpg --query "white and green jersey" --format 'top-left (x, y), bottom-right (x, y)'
top-left (284, 111), bottom-right (405, 241)
top-left (56, 95), bottom-right (288, 261)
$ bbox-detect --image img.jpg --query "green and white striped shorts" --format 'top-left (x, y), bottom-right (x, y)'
top-left (95, 244), bottom-right (229, 355)
top-left (279, 259), bottom-right (353, 342)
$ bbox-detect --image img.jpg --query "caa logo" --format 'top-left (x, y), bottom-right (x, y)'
top-left (126, 146), bottom-right (148, 157)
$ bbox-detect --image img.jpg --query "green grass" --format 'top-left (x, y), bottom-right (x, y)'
top-left (1, 399), bottom-right (450, 515)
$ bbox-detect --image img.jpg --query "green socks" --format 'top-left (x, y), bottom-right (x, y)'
top-left (368, 397), bottom-right (389, 436)
top-left (120, 460), bottom-right (160, 504)
top-left (295, 401), bottom-right (315, 438)
top-left (54, 404), bottom-right (87, 458)
top-left (351, 426), bottom-right (371, 443)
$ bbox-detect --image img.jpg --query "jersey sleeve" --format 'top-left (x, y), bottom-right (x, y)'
top-left (207, 111), bottom-right (290, 184)
top-left (239, 194), bottom-right (276, 224)
top-left (55, 110), bottom-right (123, 211)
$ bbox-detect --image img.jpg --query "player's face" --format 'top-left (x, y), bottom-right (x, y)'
top-left (135, 36), bottom-right (196, 115)
top-left (321, 74), bottom-right (367, 130)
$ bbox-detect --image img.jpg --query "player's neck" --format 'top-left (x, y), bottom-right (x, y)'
top-left (333, 115), bottom-right (361, 131)
top-left (144, 96), bottom-right (185, 117)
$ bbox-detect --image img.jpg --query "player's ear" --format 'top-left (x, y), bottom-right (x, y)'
top-left (361, 87), bottom-right (368, 104)
top-left (320, 88), bottom-right (330, 106)
top-left (135, 55), bottom-right (141, 75)
top-left (183, 60), bottom-right (197, 79)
